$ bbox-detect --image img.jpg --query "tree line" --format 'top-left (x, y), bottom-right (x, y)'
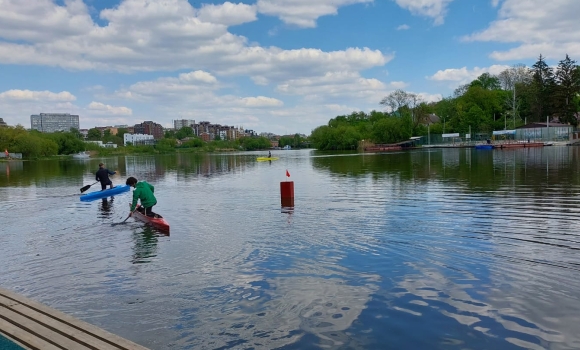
top-left (0, 126), bottom-right (85, 158)
top-left (311, 54), bottom-right (580, 150)
top-left (0, 124), bottom-right (304, 158)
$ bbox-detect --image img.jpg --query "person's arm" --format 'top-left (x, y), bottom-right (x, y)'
top-left (130, 188), bottom-right (140, 212)
top-left (107, 169), bottom-right (116, 175)
top-left (96, 171), bottom-right (100, 181)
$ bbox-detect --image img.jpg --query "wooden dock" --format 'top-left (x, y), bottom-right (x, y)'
top-left (0, 287), bottom-right (149, 350)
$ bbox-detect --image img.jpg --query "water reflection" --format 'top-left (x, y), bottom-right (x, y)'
top-left (311, 147), bottom-right (580, 193)
top-left (131, 225), bottom-right (169, 264)
top-left (99, 197), bottom-right (114, 218)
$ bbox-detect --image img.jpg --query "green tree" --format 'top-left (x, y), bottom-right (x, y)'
top-left (175, 126), bottom-right (194, 140)
top-left (87, 128), bottom-right (102, 141)
top-left (555, 54), bottom-right (580, 125)
top-left (530, 54), bottom-right (556, 122)
top-left (117, 128), bottom-right (128, 139)
top-left (43, 132), bottom-right (85, 154)
top-left (372, 116), bottom-right (411, 144)
top-left (155, 138), bottom-right (177, 152)
top-left (471, 73), bottom-right (501, 90)
top-left (164, 129), bottom-right (176, 138)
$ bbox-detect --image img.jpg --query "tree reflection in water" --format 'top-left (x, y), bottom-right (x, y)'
top-left (132, 225), bottom-right (168, 264)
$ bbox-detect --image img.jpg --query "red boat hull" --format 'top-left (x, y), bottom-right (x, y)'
top-left (133, 204), bottom-right (170, 232)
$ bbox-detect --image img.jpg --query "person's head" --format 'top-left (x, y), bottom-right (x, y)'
top-left (99, 162), bottom-right (104, 168)
top-left (126, 176), bottom-right (138, 187)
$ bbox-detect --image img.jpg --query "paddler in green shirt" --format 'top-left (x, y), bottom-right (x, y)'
top-left (126, 176), bottom-right (158, 218)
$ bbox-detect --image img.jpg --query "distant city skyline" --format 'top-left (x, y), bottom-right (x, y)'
top-left (1, 1), bottom-right (579, 135)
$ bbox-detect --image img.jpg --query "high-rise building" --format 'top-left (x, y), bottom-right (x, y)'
top-left (134, 121), bottom-right (164, 139)
top-left (173, 119), bottom-right (195, 130)
top-left (30, 113), bottom-right (80, 133)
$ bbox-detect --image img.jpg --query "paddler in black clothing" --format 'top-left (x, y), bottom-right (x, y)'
top-left (96, 162), bottom-right (116, 190)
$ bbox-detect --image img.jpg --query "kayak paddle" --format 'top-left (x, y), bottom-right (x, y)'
top-left (80, 181), bottom-right (98, 193)
top-left (111, 209), bottom-right (136, 226)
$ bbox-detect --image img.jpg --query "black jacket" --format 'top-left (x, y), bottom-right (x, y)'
top-left (96, 168), bottom-right (115, 184)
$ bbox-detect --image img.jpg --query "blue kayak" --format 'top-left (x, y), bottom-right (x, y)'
top-left (80, 185), bottom-right (130, 201)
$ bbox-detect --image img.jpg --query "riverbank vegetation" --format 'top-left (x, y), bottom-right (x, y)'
top-left (311, 54), bottom-right (580, 150)
top-left (1, 124), bottom-right (309, 159)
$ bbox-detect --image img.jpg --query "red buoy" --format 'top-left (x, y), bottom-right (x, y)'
top-left (280, 181), bottom-right (294, 207)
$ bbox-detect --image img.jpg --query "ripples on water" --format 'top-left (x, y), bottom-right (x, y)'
top-left (1, 148), bottom-right (580, 349)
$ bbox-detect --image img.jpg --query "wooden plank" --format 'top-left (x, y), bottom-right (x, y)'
top-left (0, 306), bottom-right (88, 349)
top-left (0, 288), bottom-right (149, 350)
top-left (0, 317), bottom-right (62, 350)
top-left (0, 297), bottom-right (118, 350)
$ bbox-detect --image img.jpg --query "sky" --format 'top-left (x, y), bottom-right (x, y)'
top-left (0, 0), bottom-right (579, 135)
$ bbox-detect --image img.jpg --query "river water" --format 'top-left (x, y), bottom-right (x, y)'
top-left (1, 148), bottom-right (580, 349)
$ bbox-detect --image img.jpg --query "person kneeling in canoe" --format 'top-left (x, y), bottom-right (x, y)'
top-left (96, 163), bottom-right (116, 190)
top-left (127, 176), bottom-right (157, 218)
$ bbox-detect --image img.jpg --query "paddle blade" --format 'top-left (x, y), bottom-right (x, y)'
top-left (80, 184), bottom-right (91, 193)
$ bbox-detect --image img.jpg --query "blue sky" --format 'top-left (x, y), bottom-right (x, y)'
top-left (0, 0), bottom-right (579, 135)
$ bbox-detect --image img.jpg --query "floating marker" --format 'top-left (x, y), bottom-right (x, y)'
top-left (280, 169), bottom-right (294, 207)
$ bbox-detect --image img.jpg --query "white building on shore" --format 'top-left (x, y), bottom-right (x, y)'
top-left (124, 133), bottom-right (155, 146)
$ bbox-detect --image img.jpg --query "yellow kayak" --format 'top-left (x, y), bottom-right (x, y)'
top-left (257, 157), bottom-right (279, 161)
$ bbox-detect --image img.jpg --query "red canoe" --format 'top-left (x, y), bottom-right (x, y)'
top-left (133, 204), bottom-right (170, 233)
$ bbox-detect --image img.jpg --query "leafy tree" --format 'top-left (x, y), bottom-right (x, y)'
top-left (182, 138), bottom-right (203, 148)
top-left (117, 128), bottom-right (129, 139)
top-left (372, 116), bottom-right (411, 144)
top-left (380, 90), bottom-right (422, 116)
top-left (164, 130), bottom-right (176, 138)
top-left (87, 128), bottom-right (102, 141)
top-left (69, 128), bottom-right (83, 140)
top-left (471, 73), bottom-right (501, 90)
top-left (239, 136), bottom-right (271, 150)
top-left (43, 132), bottom-right (85, 154)
top-left (155, 138), bottom-right (177, 152)
top-left (175, 126), bottom-right (194, 140)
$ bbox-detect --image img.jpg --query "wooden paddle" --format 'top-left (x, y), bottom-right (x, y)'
top-left (111, 210), bottom-right (135, 226)
top-left (80, 181), bottom-right (98, 193)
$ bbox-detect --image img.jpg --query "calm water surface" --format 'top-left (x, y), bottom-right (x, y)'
top-left (1, 148), bottom-right (580, 349)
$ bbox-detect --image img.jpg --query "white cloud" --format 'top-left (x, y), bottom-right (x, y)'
top-left (197, 2), bottom-right (257, 26)
top-left (0, 89), bottom-right (76, 102)
top-left (394, 0), bottom-right (455, 25)
top-left (396, 24), bottom-right (410, 30)
top-left (0, 0), bottom-right (390, 78)
top-left (428, 65), bottom-right (510, 85)
top-left (88, 102), bottom-right (132, 115)
top-left (464, 0), bottom-right (580, 60)
top-left (417, 93), bottom-right (443, 103)
top-left (256, 0), bottom-right (373, 28)
top-left (238, 96), bottom-right (284, 107)
top-left (115, 70), bottom-right (219, 100)
top-left (0, 0), bottom-right (94, 42)
top-left (276, 71), bottom-right (399, 105)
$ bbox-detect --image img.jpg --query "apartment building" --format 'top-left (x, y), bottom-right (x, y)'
top-left (30, 113), bottom-right (80, 133)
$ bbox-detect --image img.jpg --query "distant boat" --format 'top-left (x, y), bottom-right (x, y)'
top-left (257, 157), bottom-right (279, 162)
top-left (475, 144), bottom-right (494, 150)
top-left (72, 152), bottom-right (90, 159)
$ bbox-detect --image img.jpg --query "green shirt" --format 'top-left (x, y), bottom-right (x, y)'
top-left (130, 181), bottom-right (157, 211)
